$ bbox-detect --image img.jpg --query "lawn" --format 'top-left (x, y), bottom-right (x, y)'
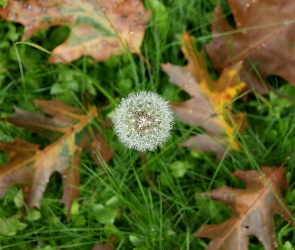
top-left (0, 0), bottom-right (295, 249)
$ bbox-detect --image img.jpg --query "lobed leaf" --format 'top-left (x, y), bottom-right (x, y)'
top-left (162, 31), bottom-right (247, 160)
top-left (0, 0), bottom-right (151, 63)
top-left (194, 167), bottom-right (295, 250)
top-left (0, 99), bottom-right (112, 214)
top-left (206, 0), bottom-right (295, 94)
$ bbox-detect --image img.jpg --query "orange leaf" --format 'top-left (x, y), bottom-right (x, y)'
top-left (162, 31), bottom-right (247, 160)
top-left (194, 167), bottom-right (295, 250)
top-left (0, 99), bottom-right (112, 214)
top-left (0, 0), bottom-right (151, 63)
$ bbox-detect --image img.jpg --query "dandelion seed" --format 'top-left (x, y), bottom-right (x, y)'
top-left (112, 91), bottom-right (174, 151)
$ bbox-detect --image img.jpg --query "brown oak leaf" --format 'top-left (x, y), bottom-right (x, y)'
top-left (206, 0), bottom-right (295, 94)
top-left (0, 0), bottom-right (150, 63)
top-left (0, 99), bottom-right (112, 214)
top-left (194, 167), bottom-right (295, 250)
top-left (162, 31), bottom-right (247, 160)
top-left (92, 243), bottom-right (113, 250)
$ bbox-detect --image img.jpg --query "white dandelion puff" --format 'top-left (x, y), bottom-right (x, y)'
top-left (113, 91), bottom-right (174, 151)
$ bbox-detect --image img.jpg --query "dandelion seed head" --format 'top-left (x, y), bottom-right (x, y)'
top-left (113, 91), bottom-right (174, 151)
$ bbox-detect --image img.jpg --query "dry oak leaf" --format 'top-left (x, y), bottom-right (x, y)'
top-left (206, 0), bottom-right (295, 94)
top-left (162, 31), bottom-right (247, 160)
top-left (0, 0), bottom-right (150, 63)
top-left (194, 167), bottom-right (295, 250)
top-left (0, 99), bottom-right (112, 213)
top-left (92, 243), bottom-right (113, 250)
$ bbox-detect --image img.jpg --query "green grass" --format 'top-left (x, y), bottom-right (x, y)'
top-left (0, 0), bottom-right (295, 249)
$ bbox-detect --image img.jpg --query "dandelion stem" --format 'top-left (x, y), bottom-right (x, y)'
top-left (141, 151), bottom-right (158, 191)
top-left (141, 152), bottom-right (175, 211)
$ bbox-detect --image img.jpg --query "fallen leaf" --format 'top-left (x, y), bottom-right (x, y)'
top-left (92, 243), bottom-right (113, 250)
top-left (0, 99), bottom-right (112, 214)
top-left (194, 167), bottom-right (295, 250)
top-left (206, 0), bottom-right (295, 94)
top-left (92, 235), bottom-right (116, 250)
top-left (162, 31), bottom-right (246, 160)
top-left (0, 0), bottom-right (151, 63)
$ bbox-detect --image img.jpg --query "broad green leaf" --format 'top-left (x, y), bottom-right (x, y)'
top-left (0, 0), bottom-right (8, 8)
top-left (25, 208), bottom-right (42, 222)
top-left (70, 199), bottom-right (80, 216)
top-left (13, 190), bottom-right (24, 209)
top-left (129, 235), bottom-right (146, 247)
top-left (0, 212), bottom-right (27, 236)
top-left (92, 196), bottom-right (119, 224)
top-left (169, 161), bottom-right (192, 178)
top-left (145, 0), bottom-right (168, 36)
top-left (279, 241), bottom-right (294, 250)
